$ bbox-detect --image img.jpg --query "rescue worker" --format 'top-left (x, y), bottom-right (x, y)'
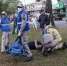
top-left (15, 3), bottom-right (32, 60)
top-left (0, 11), bottom-right (11, 53)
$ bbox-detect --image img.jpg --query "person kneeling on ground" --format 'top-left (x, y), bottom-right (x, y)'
top-left (28, 25), bottom-right (67, 56)
top-left (41, 25), bottom-right (67, 56)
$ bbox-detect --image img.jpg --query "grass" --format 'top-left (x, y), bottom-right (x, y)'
top-left (0, 27), bottom-right (67, 66)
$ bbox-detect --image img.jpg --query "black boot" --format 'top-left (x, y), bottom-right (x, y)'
top-left (62, 42), bottom-right (67, 49)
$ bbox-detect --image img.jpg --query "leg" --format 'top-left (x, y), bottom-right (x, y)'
top-left (42, 46), bottom-right (49, 56)
top-left (54, 43), bottom-right (63, 49)
top-left (42, 42), bottom-right (56, 56)
top-left (21, 32), bottom-right (32, 57)
top-left (5, 32), bottom-right (10, 49)
top-left (1, 32), bottom-right (6, 52)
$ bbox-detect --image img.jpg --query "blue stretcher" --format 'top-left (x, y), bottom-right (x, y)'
top-left (6, 36), bottom-right (28, 57)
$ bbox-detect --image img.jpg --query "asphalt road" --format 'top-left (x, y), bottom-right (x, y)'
top-left (54, 20), bottom-right (67, 28)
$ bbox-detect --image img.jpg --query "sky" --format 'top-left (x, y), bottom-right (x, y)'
top-left (20, 0), bottom-right (58, 5)
top-left (20, 0), bottom-right (36, 5)
top-left (52, 0), bottom-right (58, 5)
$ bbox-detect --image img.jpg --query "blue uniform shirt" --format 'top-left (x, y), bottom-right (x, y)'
top-left (15, 12), bottom-right (22, 23)
top-left (15, 10), bottom-right (30, 32)
top-left (1, 16), bottom-right (11, 32)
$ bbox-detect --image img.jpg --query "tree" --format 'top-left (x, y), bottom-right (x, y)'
top-left (0, 0), bottom-right (9, 14)
top-left (0, 0), bottom-right (19, 14)
top-left (6, 0), bottom-right (19, 14)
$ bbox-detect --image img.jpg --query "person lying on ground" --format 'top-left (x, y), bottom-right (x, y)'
top-left (28, 25), bottom-right (67, 56)
top-left (28, 40), bottom-right (42, 50)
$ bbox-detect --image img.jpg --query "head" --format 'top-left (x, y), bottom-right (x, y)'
top-left (17, 3), bottom-right (24, 12)
top-left (40, 8), bottom-right (46, 14)
top-left (44, 25), bottom-right (53, 34)
top-left (1, 11), bottom-right (7, 17)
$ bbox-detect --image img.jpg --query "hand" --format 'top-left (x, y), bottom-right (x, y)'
top-left (48, 41), bottom-right (52, 44)
top-left (18, 31), bottom-right (21, 36)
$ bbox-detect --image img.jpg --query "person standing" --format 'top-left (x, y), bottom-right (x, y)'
top-left (0, 11), bottom-right (11, 53)
top-left (38, 9), bottom-right (50, 34)
top-left (15, 3), bottom-right (32, 60)
top-left (30, 15), bottom-right (38, 31)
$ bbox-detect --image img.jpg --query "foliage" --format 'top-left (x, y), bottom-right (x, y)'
top-left (0, 0), bottom-right (19, 14)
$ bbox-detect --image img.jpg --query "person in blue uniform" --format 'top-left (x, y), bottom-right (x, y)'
top-left (0, 11), bottom-right (11, 52)
top-left (15, 3), bottom-right (32, 59)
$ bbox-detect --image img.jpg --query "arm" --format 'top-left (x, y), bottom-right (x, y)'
top-left (53, 29), bottom-right (62, 42)
top-left (38, 15), bottom-right (41, 23)
top-left (34, 40), bottom-right (42, 49)
top-left (0, 18), bottom-right (1, 23)
top-left (0, 18), bottom-right (1, 29)
top-left (18, 12), bottom-right (28, 36)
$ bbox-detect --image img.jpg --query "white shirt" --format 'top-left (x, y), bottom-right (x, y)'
top-left (43, 34), bottom-right (54, 44)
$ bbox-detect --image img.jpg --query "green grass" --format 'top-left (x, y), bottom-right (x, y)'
top-left (0, 27), bottom-right (67, 66)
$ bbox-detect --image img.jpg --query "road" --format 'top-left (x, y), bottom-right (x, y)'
top-left (54, 20), bottom-right (67, 28)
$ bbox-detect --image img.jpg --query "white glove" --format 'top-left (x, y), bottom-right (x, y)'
top-left (18, 31), bottom-right (21, 36)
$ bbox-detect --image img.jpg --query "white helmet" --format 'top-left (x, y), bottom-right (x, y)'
top-left (17, 3), bottom-right (23, 8)
top-left (1, 11), bottom-right (7, 15)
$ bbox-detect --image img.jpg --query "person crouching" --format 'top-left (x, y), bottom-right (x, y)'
top-left (42, 25), bottom-right (67, 56)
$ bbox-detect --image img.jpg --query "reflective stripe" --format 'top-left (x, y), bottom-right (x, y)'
top-left (26, 21), bottom-right (29, 23)
top-left (17, 22), bottom-right (22, 24)
top-left (1, 24), bottom-right (9, 26)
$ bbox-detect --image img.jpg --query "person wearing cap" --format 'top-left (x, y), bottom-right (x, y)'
top-left (15, 3), bottom-right (29, 33)
top-left (15, 3), bottom-right (32, 59)
top-left (0, 11), bottom-right (11, 52)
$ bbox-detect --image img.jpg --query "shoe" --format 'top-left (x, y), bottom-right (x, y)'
top-left (5, 45), bottom-right (9, 50)
top-left (24, 56), bottom-right (33, 62)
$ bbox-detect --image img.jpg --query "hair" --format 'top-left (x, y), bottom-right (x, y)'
top-left (40, 9), bottom-right (44, 14)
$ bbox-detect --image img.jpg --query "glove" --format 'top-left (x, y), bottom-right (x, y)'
top-left (18, 31), bottom-right (21, 36)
